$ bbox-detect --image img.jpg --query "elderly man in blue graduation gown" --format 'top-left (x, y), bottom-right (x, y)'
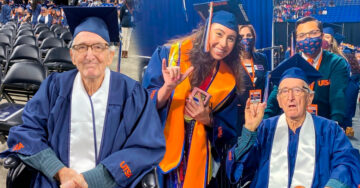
top-left (0, 7), bottom-right (165, 188)
top-left (226, 54), bottom-right (360, 188)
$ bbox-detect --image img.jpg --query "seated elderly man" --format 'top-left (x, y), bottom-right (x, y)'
top-left (226, 54), bottom-right (360, 188)
top-left (0, 7), bottom-right (165, 188)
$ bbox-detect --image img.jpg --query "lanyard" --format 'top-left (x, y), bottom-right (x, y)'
top-left (309, 53), bottom-right (323, 90)
top-left (241, 58), bottom-right (256, 87)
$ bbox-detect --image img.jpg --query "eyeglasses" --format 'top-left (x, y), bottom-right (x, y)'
top-left (72, 43), bottom-right (109, 53)
top-left (296, 30), bottom-right (321, 40)
top-left (278, 86), bottom-right (311, 97)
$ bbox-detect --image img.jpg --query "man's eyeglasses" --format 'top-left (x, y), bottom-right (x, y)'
top-left (72, 43), bottom-right (109, 53)
top-left (278, 86), bottom-right (311, 97)
top-left (296, 30), bottom-right (321, 40)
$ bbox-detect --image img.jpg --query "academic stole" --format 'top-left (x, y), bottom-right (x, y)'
top-left (159, 39), bottom-right (236, 187)
top-left (268, 112), bottom-right (316, 188)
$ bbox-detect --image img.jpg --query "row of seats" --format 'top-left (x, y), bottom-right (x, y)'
top-left (0, 21), bottom-right (76, 105)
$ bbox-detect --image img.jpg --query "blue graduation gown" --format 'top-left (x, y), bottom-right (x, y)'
top-left (1, 69), bottom-right (166, 188)
top-left (226, 115), bottom-right (360, 188)
top-left (0, 4), bottom-right (11, 24)
top-left (142, 46), bottom-right (240, 158)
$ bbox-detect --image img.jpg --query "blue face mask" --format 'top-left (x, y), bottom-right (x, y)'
top-left (296, 36), bottom-right (322, 56)
top-left (240, 38), bottom-right (254, 52)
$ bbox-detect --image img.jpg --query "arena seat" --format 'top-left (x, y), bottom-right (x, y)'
top-left (54, 27), bottom-right (69, 38)
top-left (43, 47), bottom-right (75, 72)
top-left (59, 31), bottom-right (73, 47)
top-left (50, 24), bottom-right (62, 32)
top-left (0, 29), bottom-right (14, 42)
top-left (37, 30), bottom-right (56, 46)
top-left (39, 38), bottom-right (64, 58)
top-left (1, 61), bottom-right (46, 103)
top-left (16, 29), bottom-right (34, 38)
top-left (5, 44), bottom-right (40, 73)
top-left (13, 36), bottom-right (37, 48)
top-left (34, 26), bottom-right (49, 36)
top-left (34, 23), bottom-right (47, 30)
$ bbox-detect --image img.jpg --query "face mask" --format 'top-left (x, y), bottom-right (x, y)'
top-left (321, 40), bottom-right (330, 50)
top-left (240, 38), bottom-right (254, 52)
top-left (296, 36), bottom-right (322, 56)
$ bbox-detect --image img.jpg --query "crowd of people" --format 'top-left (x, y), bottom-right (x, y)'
top-left (0, 0), bottom-right (135, 57)
top-left (0, 0), bottom-right (359, 188)
top-left (274, 0), bottom-right (329, 22)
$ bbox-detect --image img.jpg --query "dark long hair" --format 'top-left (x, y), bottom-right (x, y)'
top-left (168, 24), bottom-right (244, 94)
top-left (345, 52), bottom-right (360, 74)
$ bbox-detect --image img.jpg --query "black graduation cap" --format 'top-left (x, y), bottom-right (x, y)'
top-left (271, 54), bottom-right (322, 85)
top-left (63, 7), bottom-right (119, 43)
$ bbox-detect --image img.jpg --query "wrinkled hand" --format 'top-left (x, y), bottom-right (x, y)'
top-left (57, 167), bottom-right (88, 188)
top-left (185, 93), bottom-right (211, 126)
top-left (244, 98), bottom-right (266, 131)
top-left (162, 58), bottom-right (194, 90)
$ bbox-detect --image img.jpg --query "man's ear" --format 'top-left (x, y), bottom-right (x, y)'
top-left (307, 92), bottom-right (314, 105)
top-left (277, 94), bottom-right (283, 110)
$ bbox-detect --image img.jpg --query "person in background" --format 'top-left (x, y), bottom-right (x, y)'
top-left (227, 54), bottom-right (360, 187)
top-left (51, 7), bottom-right (62, 25)
top-left (15, 5), bottom-right (26, 23)
top-left (119, 0), bottom-right (134, 58)
top-left (264, 16), bottom-right (350, 126)
top-left (22, 7), bottom-right (31, 23)
top-left (60, 7), bottom-right (68, 26)
top-left (322, 27), bottom-right (347, 60)
top-left (31, 0), bottom-right (41, 25)
top-left (341, 48), bottom-right (360, 137)
top-left (37, 5), bottom-right (51, 27)
top-left (236, 24), bottom-right (269, 134)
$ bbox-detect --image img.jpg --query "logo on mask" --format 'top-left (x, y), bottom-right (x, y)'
top-left (241, 38), bottom-right (254, 53)
top-left (296, 36), bottom-right (322, 56)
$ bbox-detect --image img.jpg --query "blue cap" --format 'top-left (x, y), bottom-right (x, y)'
top-left (323, 27), bottom-right (334, 36)
top-left (194, 0), bottom-right (248, 30)
top-left (334, 33), bottom-right (345, 44)
top-left (63, 7), bottom-right (119, 43)
top-left (194, 0), bottom-right (249, 52)
top-left (271, 54), bottom-right (322, 85)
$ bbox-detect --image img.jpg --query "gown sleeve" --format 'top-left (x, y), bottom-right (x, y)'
top-left (99, 83), bottom-right (166, 188)
top-left (0, 73), bottom-right (58, 158)
top-left (141, 46), bottom-right (170, 124)
top-left (326, 121), bottom-right (360, 187)
top-left (226, 122), bottom-right (265, 184)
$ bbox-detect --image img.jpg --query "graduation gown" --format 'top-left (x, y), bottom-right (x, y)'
top-left (142, 41), bottom-right (240, 187)
top-left (226, 115), bottom-right (360, 188)
top-left (264, 51), bottom-right (350, 123)
top-left (0, 69), bottom-right (166, 188)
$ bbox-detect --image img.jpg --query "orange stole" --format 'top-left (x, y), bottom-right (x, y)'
top-left (158, 40), bottom-right (236, 187)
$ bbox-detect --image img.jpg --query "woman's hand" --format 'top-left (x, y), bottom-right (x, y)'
top-left (162, 58), bottom-right (194, 90)
top-left (156, 58), bottom-right (194, 109)
top-left (244, 98), bottom-right (266, 131)
top-left (185, 93), bottom-right (211, 126)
